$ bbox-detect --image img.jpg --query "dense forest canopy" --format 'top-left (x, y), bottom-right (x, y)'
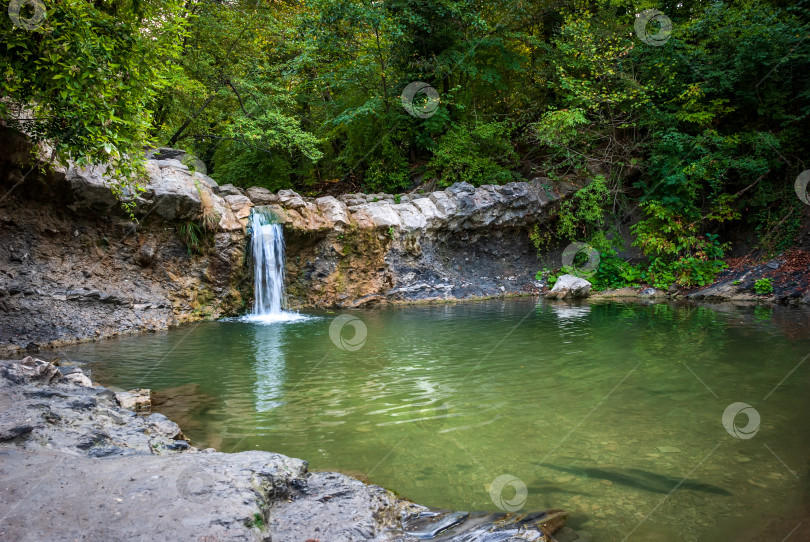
top-left (2, 0), bottom-right (809, 288)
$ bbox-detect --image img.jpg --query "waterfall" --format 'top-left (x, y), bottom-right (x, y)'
top-left (244, 208), bottom-right (310, 324)
top-left (250, 209), bottom-right (286, 316)
top-left (243, 207), bottom-right (310, 324)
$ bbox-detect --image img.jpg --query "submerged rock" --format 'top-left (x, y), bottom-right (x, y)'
top-left (115, 388), bottom-right (151, 412)
top-left (0, 358), bottom-right (571, 541)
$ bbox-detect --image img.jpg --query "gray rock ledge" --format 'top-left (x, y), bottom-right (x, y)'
top-left (0, 357), bottom-right (570, 541)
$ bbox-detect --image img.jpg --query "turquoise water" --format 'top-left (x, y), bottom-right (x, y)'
top-left (59, 300), bottom-right (810, 541)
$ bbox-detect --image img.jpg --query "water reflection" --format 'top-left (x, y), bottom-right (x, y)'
top-left (549, 304), bottom-right (592, 322)
top-left (59, 300), bottom-right (810, 541)
top-left (252, 323), bottom-right (287, 411)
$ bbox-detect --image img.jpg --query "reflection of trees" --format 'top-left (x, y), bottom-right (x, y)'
top-left (633, 305), bottom-right (728, 370)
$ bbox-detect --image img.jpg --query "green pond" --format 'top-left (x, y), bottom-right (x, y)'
top-left (58, 300), bottom-right (810, 541)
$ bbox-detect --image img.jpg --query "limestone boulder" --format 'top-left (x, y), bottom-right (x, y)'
top-left (315, 196), bottom-right (350, 226)
top-left (545, 274), bottom-right (592, 299)
top-left (212, 184), bottom-right (242, 197)
top-left (136, 162), bottom-right (203, 221)
top-left (193, 172), bottom-right (219, 191)
top-left (277, 189), bottom-right (307, 210)
top-left (428, 191), bottom-right (458, 219)
top-left (393, 203), bottom-right (426, 231)
top-left (411, 197), bottom-right (441, 227)
top-left (115, 389), bottom-right (151, 412)
top-left (354, 202), bottom-right (402, 228)
top-left (64, 164), bottom-right (119, 213)
top-left (246, 186), bottom-right (279, 205)
top-left (223, 194), bottom-right (253, 221)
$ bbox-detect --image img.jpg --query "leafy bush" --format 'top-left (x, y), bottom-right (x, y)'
top-left (428, 121), bottom-right (520, 187)
top-left (209, 142), bottom-right (297, 192)
top-left (632, 202), bottom-right (730, 288)
top-left (754, 278), bottom-right (774, 295)
top-left (591, 248), bottom-right (642, 291)
top-left (363, 135), bottom-right (411, 193)
top-left (555, 176), bottom-right (610, 241)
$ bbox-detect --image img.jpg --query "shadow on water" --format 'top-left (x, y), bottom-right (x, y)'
top-left (536, 463), bottom-right (732, 496)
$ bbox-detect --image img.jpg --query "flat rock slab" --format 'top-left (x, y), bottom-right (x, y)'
top-left (0, 448), bottom-right (303, 542)
top-left (0, 358), bottom-right (570, 541)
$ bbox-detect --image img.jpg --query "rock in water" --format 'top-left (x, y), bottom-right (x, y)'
top-left (115, 388), bottom-right (151, 412)
top-left (545, 274), bottom-right (592, 299)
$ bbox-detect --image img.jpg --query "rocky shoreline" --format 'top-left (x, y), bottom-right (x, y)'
top-left (0, 356), bottom-right (572, 541)
top-left (4, 130), bottom-right (808, 357)
top-left (0, 130), bottom-right (581, 355)
top-left (587, 250), bottom-right (810, 305)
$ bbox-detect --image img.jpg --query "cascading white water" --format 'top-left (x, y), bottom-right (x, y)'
top-left (250, 210), bottom-right (286, 316)
top-left (243, 208), bottom-right (310, 324)
top-left (243, 207), bottom-right (308, 323)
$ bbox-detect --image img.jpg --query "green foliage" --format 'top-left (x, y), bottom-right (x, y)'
top-left (754, 278), bottom-right (774, 295)
top-left (556, 176), bottom-right (610, 241)
top-left (362, 135), bottom-right (411, 193)
top-left (3, 0), bottom-right (808, 265)
top-left (536, 267), bottom-right (562, 288)
top-left (632, 202), bottom-right (729, 288)
top-left (209, 142), bottom-right (295, 192)
top-left (1, 0), bottom-right (187, 210)
top-left (176, 222), bottom-right (203, 255)
top-left (591, 248), bottom-right (643, 291)
top-left (427, 121), bottom-right (520, 187)
top-left (250, 513), bottom-right (264, 530)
